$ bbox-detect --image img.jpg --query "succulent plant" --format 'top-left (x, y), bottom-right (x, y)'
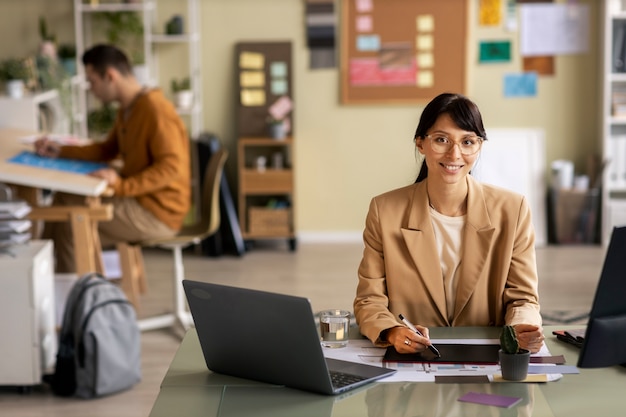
top-left (500, 325), bottom-right (522, 354)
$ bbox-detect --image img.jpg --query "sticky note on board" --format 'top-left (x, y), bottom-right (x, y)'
top-left (239, 51), bottom-right (265, 69)
top-left (356, 15), bottom-right (373, 32)
top-left (355, 0), bottom-right (373, 13)
top-left (240, 71), bottom-right (265, 88)
top-left (271, 79), bottom-right (288, 95)
top-left (268, 95), bottom-right (293, 120)
top-left (240, 89), bottom-right (266, 106)
top-left (416, 34), bottom-right (434, 51)
top-left (357, 35), bottom-right (381, 51)
top-left (417, 52), bottom-right (434, 69)
top-left (417, 14), bottom-right (435, 32)
top-left (417, 70), bottom-right (434, 87)
top-left (270, 61), bottom-right (287, 78)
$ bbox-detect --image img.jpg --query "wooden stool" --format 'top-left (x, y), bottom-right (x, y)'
top-left (116, 242), bottom-right (148, 310)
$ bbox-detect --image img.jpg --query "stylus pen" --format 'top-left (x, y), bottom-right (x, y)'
top-left (399, 314), bottom-right (441, 358)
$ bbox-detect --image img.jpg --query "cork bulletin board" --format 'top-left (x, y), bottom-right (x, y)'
top-left (235, 41), bottom-right (293, 137)
top-left (340, 0), bottom-right (468, 104)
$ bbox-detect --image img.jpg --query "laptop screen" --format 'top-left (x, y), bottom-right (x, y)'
top-left (577, 226), bottom-right (626, 368)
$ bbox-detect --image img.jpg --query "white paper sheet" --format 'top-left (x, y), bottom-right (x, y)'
top-left (322, 339), bottom-right (561, 382)
top-left (520, 3), bottom-right (589, 57)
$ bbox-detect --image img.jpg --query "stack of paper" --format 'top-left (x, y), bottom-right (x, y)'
top-left (0, 199), bottom-right (32, 248)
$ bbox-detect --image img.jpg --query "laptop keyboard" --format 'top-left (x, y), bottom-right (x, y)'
top-left (330, 370), bottom-right (367, 388)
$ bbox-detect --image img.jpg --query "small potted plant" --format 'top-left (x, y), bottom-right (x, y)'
top-left (87, 104), bottom-right (117, 138)
top-left (499, 325), bottom-right (531, 381)
top-left (58, 44), bottom-right (77, 76)
top-left (171, 77), bottom-right (193, 110)
top-left (267, 116), bottom-right (287, 140)
top-left (0, 58), bottom-right (30, 98)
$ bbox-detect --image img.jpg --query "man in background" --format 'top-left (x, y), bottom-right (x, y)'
top-left (35, 44), bottom-right (190, 273)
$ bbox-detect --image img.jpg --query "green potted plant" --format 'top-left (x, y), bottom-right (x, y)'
top-left (58, 44), bottom-right (77, 76)
top-left (499, 325), bottom-right (531, 381)
top-left (87, 104), bottom-right (117, 138)
top-left (94, 11), bottom-right (146, 84)
top-left (171, 76), bottom-right (193, 110)
top-left (0, 58), bottom-right (30, 98)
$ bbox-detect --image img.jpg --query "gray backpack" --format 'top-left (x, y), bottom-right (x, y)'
top-left (49, 272), bottom-right (141, 398)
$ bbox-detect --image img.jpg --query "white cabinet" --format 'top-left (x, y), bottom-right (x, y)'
top-left (0, 240), bottom-right (57, 387)
top-left (0, 90), bottom-right (69, 133)
top-left (72, 0), bottom-right (203, 138)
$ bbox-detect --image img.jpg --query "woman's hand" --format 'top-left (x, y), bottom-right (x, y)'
top-left (386, 325), bottom-right (432, 354)
top-left (514, 324), bottom-right (545, 353)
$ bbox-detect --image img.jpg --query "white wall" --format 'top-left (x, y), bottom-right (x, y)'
top-left (0, 0), bottom-right (601, 238)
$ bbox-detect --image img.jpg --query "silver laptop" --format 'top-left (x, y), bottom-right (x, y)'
top-left (183, 280), bottom-right (396, 395)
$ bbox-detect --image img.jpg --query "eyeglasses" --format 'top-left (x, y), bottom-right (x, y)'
top-left (425, 134), bottom-right (483, 155)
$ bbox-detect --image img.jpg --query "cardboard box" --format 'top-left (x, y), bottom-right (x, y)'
top-left (553, 189), bottom-right (599, 244)
top-left (248, 207), bottom-right (291, 236)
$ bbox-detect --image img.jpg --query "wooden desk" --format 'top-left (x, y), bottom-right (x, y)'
top-left (0, 127), bottom-right (111, 275)
top-left (149, 326), bottom-right (626, 417)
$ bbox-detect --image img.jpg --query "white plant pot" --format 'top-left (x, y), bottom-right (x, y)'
top-left (133, 64), bottom-right (149, 86)
top-left (175, 90), bottom-right (193, 110)
top-left (6, 79), bottom-right (25, 99)
top-left (269, 122), bottom-right (287, 140)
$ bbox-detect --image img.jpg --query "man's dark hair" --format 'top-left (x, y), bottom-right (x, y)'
top-left (82, 44), bottom-right (133, 77)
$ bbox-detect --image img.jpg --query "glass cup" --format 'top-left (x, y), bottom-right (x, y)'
top-left (320, 309), bottom-right (350, 348)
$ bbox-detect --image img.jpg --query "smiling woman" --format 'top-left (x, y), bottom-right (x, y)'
top-left (353, 92), bottom-right (545, 356)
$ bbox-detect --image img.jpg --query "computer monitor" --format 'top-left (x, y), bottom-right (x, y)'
top-left (577, 226), bottom-right (626, 368)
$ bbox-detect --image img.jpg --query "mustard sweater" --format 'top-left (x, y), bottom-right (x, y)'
top-left (59, 89), bottom-right (191, 230)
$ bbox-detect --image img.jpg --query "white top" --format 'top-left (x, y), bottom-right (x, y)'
top-left (429, 207), bottom-right (466, 322)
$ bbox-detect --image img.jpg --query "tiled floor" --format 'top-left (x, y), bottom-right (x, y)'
top-left (0, 241), bottom-right (606, 416)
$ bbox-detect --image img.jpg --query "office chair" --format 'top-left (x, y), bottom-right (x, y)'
top-left (118, 147), bottom-right (228, 331)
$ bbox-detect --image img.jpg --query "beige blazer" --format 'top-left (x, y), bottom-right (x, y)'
top-left (354, 176), bottom-right (542, 345)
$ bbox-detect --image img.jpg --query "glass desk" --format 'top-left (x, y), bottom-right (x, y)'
top-left (150, 326), bottom-right (626, 417)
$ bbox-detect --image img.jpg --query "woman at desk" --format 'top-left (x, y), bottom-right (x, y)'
top-left (34, 44), bottom-right (190, 273)
top-left (353, 93), bottom-right (544, 354)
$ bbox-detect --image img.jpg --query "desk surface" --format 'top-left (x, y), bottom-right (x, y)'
top-left (0, 128), bottom-right (106, 196)
top-left (150, 326), bottom-right (626, 417)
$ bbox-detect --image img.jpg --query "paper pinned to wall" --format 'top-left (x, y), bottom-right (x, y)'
top-left (520, 3), bottom-right (589, 56)
top-left (472, 129), bottom-right (546, 246)
top-left (504, 72), bottom-right (537, 98)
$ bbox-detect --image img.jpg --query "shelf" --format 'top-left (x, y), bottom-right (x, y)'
top-left (238, 135), bottom-right (296, 247)
top-left (77, 2), bottom-right (151, 13)
top-left (73, 0), bottom-right (202, 138)
top-left (150, 33), bottom-right (200, 43)
top-left (240, 169), bottom-right (293, 194)
top-left (610, 73), bottom-right (626, 82)
top-left (608, 116), bottom-right (626, 124)
top-left (239, 137), bottom-right (294, 146)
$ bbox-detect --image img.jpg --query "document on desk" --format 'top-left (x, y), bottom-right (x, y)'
top-left (8, 151), bottom-right (107, 175)
top-left (322, 339), bottom-right (562, 382)
top-left (18, 133), bottom-right (90, 146)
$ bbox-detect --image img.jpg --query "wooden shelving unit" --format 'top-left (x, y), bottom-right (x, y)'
top-left (237, 137), bottom-right (296, 251)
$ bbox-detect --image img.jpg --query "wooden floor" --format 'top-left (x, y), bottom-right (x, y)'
top-left (0, 241), bottom-right (606, 416)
